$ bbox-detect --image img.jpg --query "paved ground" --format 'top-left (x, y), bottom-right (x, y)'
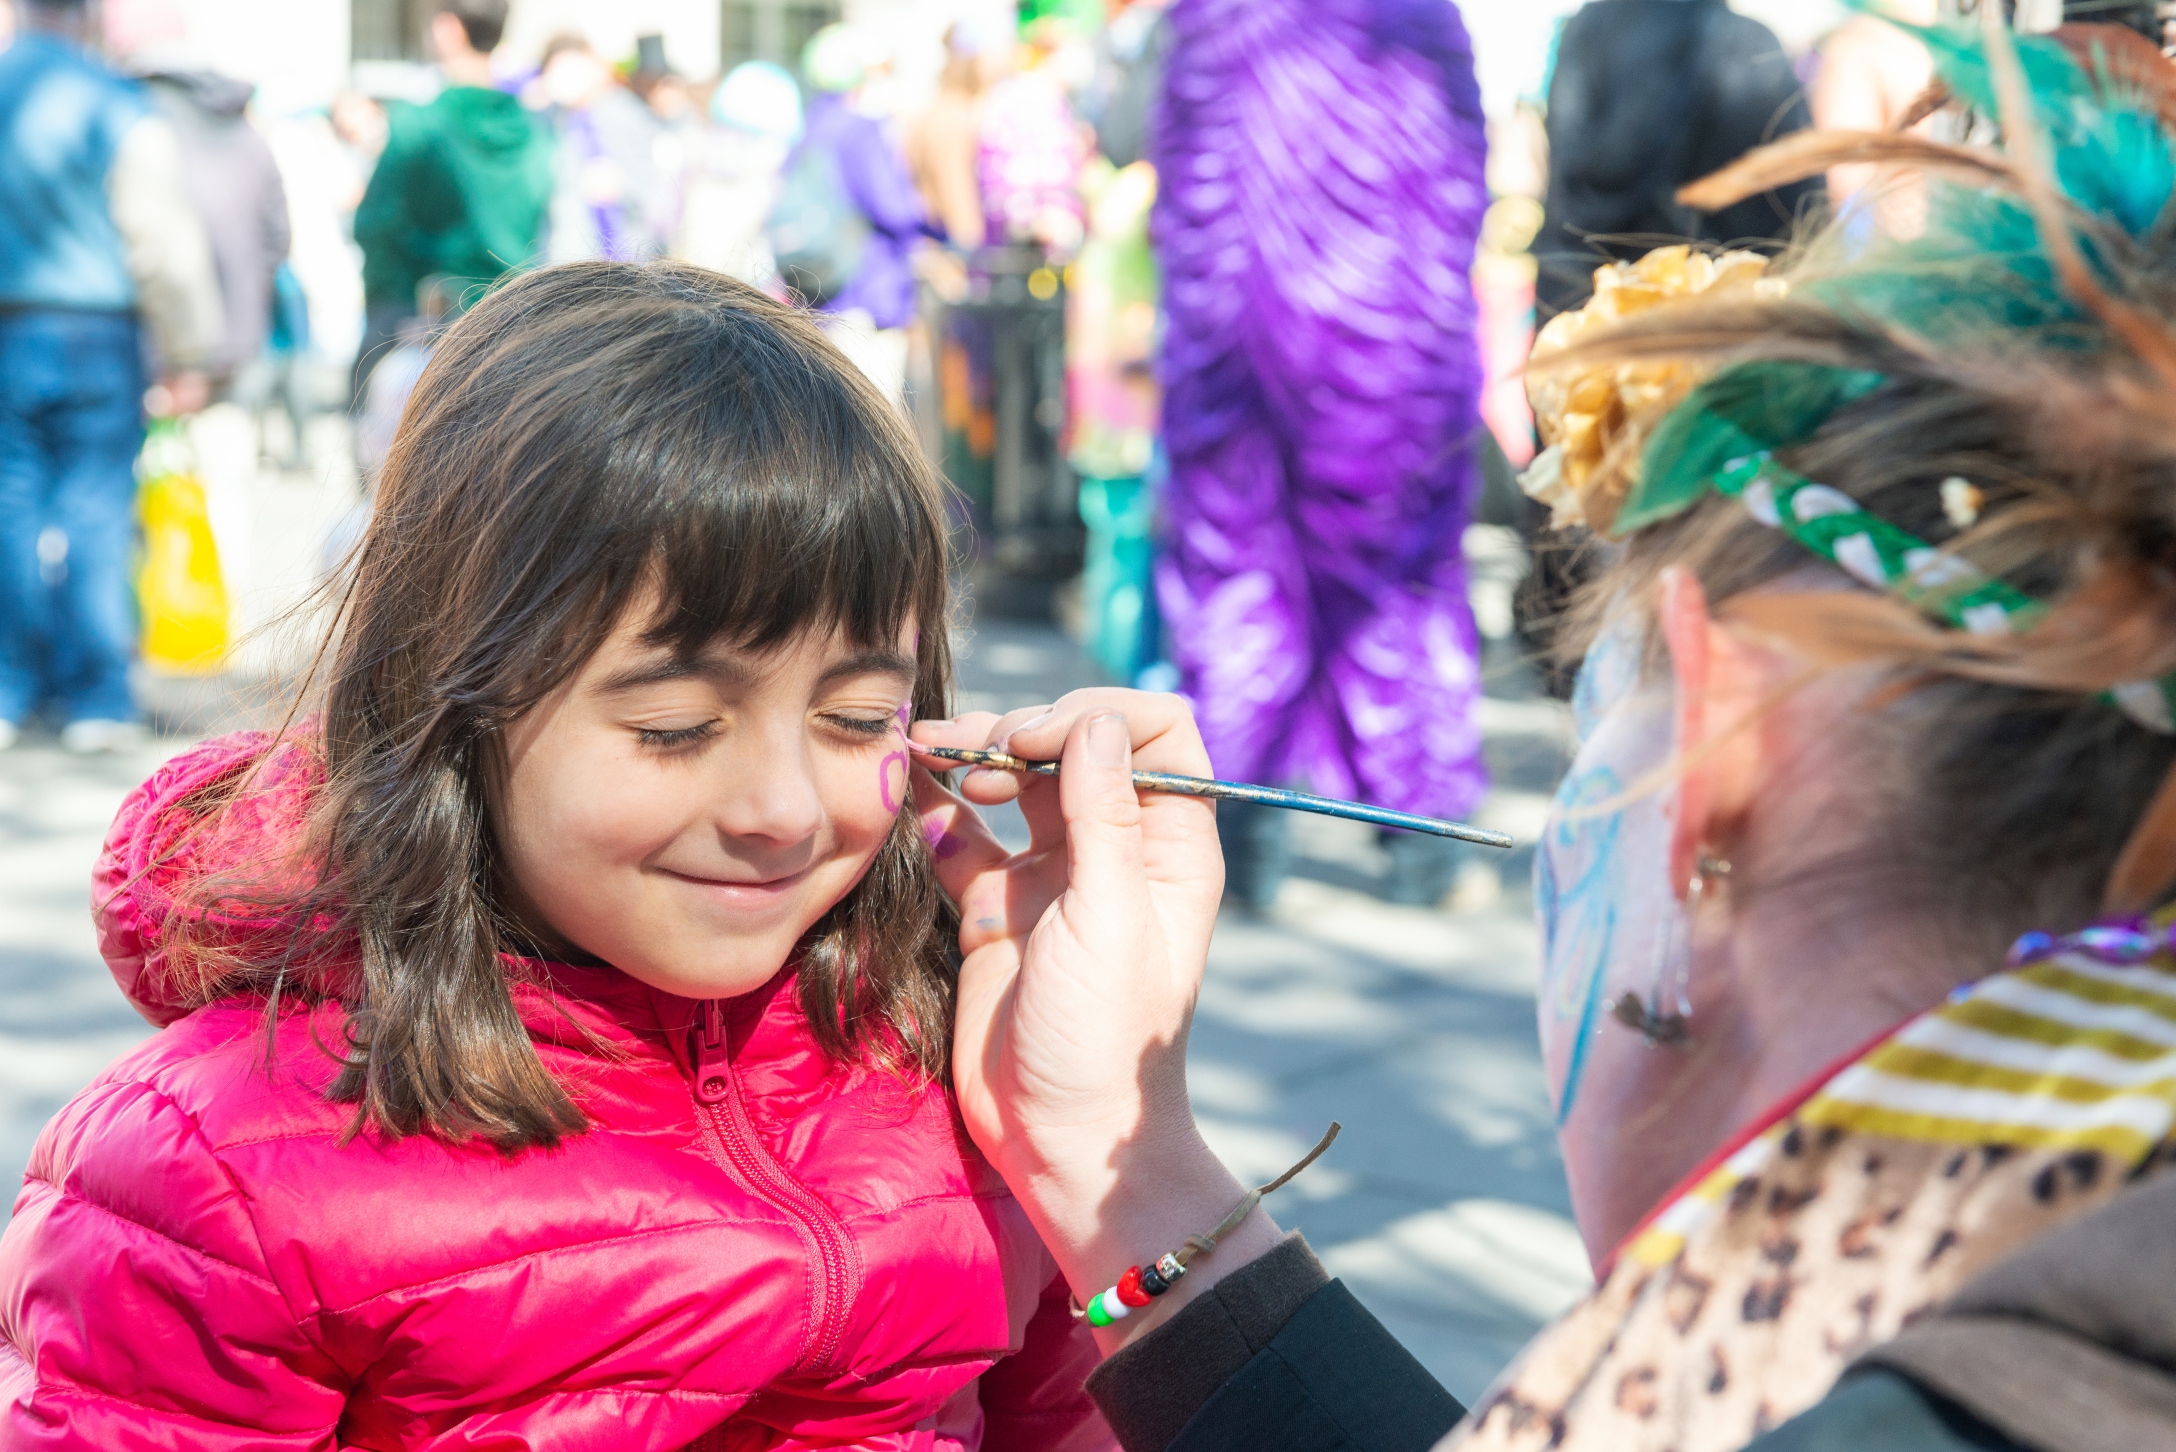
top-left (0, 437), bottom-right (1588, 1406)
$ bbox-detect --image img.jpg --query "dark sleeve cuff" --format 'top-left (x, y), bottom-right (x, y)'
top-left (1087, 1232), bottom-right (1465, 1452)
top-left (1087, 1232), bottom-right (1332, 1451)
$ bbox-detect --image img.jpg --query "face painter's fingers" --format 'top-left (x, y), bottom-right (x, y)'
top-left (910, 710), bottom-right (1042, 804)
top-left (981, 689), bottom-right (1217, 866)
top-left (909, 768), bottom-right (1027, 952)
top-left (948, 695), bottom-right (1240, 1327)
top-left (1055, 711), bottom-right (1146, 912)
top-left (1002, 689), bottom-right (1210, 779)
top-left (909, 712), bottom-right (1003, 745)
top-left (906, 738), bottom-right (1023, 805)
top-left (991, 704), bottom-right (1057, 754)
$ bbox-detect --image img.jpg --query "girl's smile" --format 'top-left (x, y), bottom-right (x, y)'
top-left (655, 863), bottom-right (816, 918)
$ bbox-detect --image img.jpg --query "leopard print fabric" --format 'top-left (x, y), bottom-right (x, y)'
top-left (1454, 1129), bottom-right (2134, 1451)
top-left (1448, 951), bottom-right (2176, 1452)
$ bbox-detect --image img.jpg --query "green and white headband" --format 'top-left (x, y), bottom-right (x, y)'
top-left (1710, 451), bottom-right (2176, 735)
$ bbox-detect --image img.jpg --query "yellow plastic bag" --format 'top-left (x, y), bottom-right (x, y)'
top-left (136, 419), bottom-right (229, 674)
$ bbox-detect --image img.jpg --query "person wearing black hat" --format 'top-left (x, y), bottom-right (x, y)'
top-left (1533, 0), bottom-right (1818, 319)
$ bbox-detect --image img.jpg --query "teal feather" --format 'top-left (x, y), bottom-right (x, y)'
top-left (1611, 12), bottom-right (2176, 537)
top-left (1864, 7), bottom-right (2176, 240)
top-left (1619, 365), bottom-right (1886, 533)
top-left (1903, 23), bottom-right (2094, 130)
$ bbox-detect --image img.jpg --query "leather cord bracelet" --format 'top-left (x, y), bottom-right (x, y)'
top-left (1070, 1122), bottom-right (1341, 1326)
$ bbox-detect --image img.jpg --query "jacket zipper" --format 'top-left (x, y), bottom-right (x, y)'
top-left (689, 997), bottom-right (862, 1376)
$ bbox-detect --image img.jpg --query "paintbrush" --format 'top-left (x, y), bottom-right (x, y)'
top-left (914, 745), bottom-right (1515, 849)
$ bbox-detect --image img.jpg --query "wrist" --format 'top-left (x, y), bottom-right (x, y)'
top-left (1005, 1125), bottom-right (1283, 1354)
top-left (992, 1100), bottom-right (1217, 1257)
top-left (1079, 1201), bottom-right (1279, 1358)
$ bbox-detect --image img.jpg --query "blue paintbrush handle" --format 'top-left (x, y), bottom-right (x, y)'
top-left (916, 746), bottom-right (1513, 849)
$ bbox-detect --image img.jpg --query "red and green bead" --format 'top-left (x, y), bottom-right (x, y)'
top-left (1083, 1254), bottom-right (1186, 1326)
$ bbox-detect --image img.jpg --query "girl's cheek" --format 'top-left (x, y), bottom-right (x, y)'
top-left (875, 702), bottom-right (912, 816)
top-left (815, 745), bottom-right (904, 839)
top-left (877, 749), bottom-right (909, 815)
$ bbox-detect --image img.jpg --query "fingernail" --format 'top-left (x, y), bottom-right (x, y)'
top-left (1088, 712), bottom-right (1129, 767)
top-left (996, 708), bottom-right (1053, 753)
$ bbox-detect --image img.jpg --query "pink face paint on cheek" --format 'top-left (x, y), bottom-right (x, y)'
top-left (879, 752), bottom-right (909, 814)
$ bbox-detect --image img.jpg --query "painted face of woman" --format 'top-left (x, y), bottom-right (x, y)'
top-left (1533, 616), bottom-right (1681, 1126)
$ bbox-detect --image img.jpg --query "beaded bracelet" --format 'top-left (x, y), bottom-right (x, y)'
top-left (1072, 1122), bottom-right (1340, 1327)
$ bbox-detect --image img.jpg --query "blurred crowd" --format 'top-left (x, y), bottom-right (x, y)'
top-left (0, 0), bottom-right (1175, 760)
top-left (6, 0), bottom-right (2169, 899)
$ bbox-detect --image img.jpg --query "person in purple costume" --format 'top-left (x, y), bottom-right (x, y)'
top-left (784, 23), bottom-right (938, 400)
top-left (1151, 0), bottom-right (1490, 908)
top-left (796, 94), bottom-right (929, 333)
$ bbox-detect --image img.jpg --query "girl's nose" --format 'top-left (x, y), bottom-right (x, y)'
top-left (711, 733), bottom-right (826, 847)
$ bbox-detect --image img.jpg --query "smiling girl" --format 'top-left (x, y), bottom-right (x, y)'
top-left (0, 264), bottom-right (1112, 1451)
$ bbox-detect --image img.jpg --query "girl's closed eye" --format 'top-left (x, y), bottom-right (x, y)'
top-left (634, 720), bottom-right (721, 750)
top-left (825, 712), bottom-right (899, 739)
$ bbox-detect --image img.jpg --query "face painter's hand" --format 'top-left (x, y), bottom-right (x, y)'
top-left (912, 692), bottom-right (1278, 1351)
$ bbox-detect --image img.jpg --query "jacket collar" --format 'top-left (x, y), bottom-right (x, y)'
top-left (507, 956), bottom-right (813, 1078)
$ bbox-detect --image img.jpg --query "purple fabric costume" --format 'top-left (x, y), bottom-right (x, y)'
top-left (1151, 0), bottom-right (1489, 818)
top-left (800, 93), bottom-right (932, 331)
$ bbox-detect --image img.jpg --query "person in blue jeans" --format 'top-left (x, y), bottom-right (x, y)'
top-left (0, 0), bottom-right (221, 753)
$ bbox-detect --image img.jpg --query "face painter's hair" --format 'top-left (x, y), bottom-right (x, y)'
top-left (166, 263), bottom-right (958, 1150)
top-left (1546, 24), bottom-right (2176, 958)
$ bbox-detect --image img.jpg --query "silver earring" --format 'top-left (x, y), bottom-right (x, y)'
top-left (1613, 853), bottom-right (1729, 1049)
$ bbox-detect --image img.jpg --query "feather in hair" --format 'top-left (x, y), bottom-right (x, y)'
top-left (1611, 11), bottom-right (2176, 537)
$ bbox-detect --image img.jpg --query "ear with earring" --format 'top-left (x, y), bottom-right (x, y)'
top-left (1613, 851), bottom-right (1730, 1048)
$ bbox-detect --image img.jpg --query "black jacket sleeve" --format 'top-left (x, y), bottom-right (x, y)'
top-left (1085, 1233), bottom-right (1465, 1452)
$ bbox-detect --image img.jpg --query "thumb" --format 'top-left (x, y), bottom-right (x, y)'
top-left (1059, 711), bottom-right (1146, 903)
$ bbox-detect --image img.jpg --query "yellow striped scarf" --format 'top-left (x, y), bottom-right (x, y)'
top-left (1455, 946), bottom-right (2176, 1452)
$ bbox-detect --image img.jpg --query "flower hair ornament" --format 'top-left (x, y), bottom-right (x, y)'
top-left (1521, 245), bottom-right (1782, 535)
top-left (1522, 9), bottom-right (2176, 915)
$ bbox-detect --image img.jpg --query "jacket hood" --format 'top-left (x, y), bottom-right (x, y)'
top-left (143, 68), bottom-right (255, 120)
top-left (94, 732), bottom-right (326, 1025)
top-left (434, 84), bottom-right (544, 156)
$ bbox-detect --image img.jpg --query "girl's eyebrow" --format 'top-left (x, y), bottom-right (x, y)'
top-left (818, 650), bottom-right (917, 686)
top-left (594, 651), bottom-right (755, 695)
top-left (594, 648), bottom-right (915, 695)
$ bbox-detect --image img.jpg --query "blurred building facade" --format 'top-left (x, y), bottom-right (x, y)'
top-left (133, 1), bottom-right (1010, 118)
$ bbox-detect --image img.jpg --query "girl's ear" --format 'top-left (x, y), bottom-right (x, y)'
top-left (1657, 568), bottom-right (1776, 900)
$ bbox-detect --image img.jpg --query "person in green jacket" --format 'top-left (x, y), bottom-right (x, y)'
top-left (352, 0), bottom-right (551, 395)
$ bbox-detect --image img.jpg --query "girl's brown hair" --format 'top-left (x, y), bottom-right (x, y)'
top-left (174, 262), bottom-right (958, 1149)
top-left (1541, 23), bottom-right (2176, 956)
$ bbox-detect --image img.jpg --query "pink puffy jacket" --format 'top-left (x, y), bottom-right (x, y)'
top-left (0, 735), bottom-right (1112, 1451)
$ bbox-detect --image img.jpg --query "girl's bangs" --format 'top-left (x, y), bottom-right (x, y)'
top-left (566, 308), bottom-right (950, 661)
top-left (641, 456), bottom-right (941, 658)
